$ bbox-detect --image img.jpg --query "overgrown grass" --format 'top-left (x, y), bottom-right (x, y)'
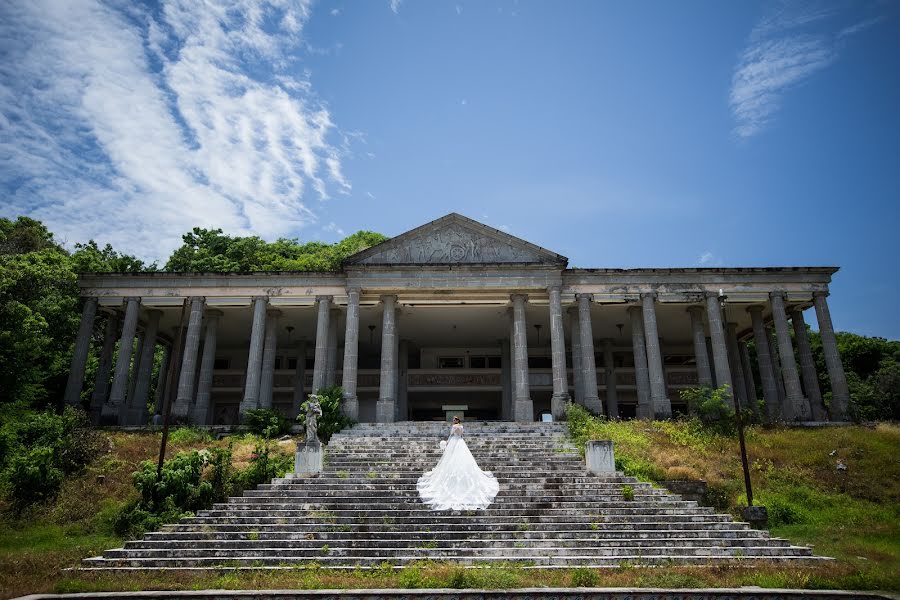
top-left (566, 403), bottom-right (900, 590)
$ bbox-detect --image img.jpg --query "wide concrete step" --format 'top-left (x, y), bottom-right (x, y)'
top-left (209, 501), bottom-right (706, 512)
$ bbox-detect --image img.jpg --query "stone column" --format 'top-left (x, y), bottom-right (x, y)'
top-left (105, 297), bottom-right (140, 423)
top-left (602, 339), bottom-right (619, 419)
top-left (500, 338), bottom-right (512, 421)
top-left (341, 288), bottom-right (361, 420)
top-left (725, 323), bottom-right (748, 411)
top-left (511, 294), bottom-right (533, 421)
top-left (770, 292), bottom-right (807, 421)
top-left (748, 305), bottom-right (780, 422)
top-left (398, 340), bottom-right (409, 421)
top-left (376, 295), bottom-right (397, 423)
top-left (64, 297), bottom-right (98, 407)
top-left (768, 325), bottom-right (786, 411)
top-left (193, 310), bottom-right (221, 425)
top-left (91, 313), bottom-right (120, 423)
top-left (627, 305), bottom-right (652, 419)
top-left (127, 309), bottom-right (161, 426)
top-left (739, 341), bottom-right (760, 419)
top-left (687, 306), bottom-right (713, 387)
top-left (325, 308), bottom-right (340, 387)
top-left (153, 344), bottom-right (170, 418)
top-left (393, 310), bottom-right (401, 421)
top-left (172, 296), bottom-right (205, 422)
top-left (642, 293), bottom-right (671, 419)
top-left (292, 340), bottom-right (307, 418)
top-left (813, 292), bottom-right (850, 421)
top-left (240, 296), bottom-right (268, 418)
top-left (547, 286), bottom-right (569, 420)
top-left (792, 308), bottom-right (825, 421)
top-left (311, 296), bottom-right (331, 393)
top-left (705, 293), bottom-right (733, 396)
top-left (577, 294), bottom-right (602, 415)
top-left (259, 309), bottom-right (281, 409)
top-left (127, 334), bottom-right (145, 409)
top-left (568, 307), bottom-right (585, 406)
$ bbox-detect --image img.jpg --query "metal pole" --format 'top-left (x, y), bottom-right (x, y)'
top-left (157, 301), bottom-right (187, 481)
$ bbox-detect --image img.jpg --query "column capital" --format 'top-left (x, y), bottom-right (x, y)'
top-left (626, 304), bottom-right (642, 314)
top-left (704, 290), bottom-right (725, 299)
top-left (575, 292), bottom-right (593, 302)
top-left (145, 308), bottom-right (164, 318)
top-left (188, 295), bottom-right (205, 303)
top-left (812, 290), bottom-right (830, 298)
top-left (252, 295), bottom-right (269, 302)
top-left (346, 286), bottom-right (361, 297)
top-left (266, 308), bottom-right (282, 318)
top-left (547, 285), bottom-right (562, 294)
top-left (510, 293), bottom-right (528, 303)
top-left (204, 309), bottom-right (224, 318)
top-left (746, 304), bottom-right (765, 314)
top-left (316, 295), bottom-right (333, 303)
top-left (686, 305), bottom-right (705, 315)
top-left (380, 294), bottom-right (398, 303)
top-left (125, 296), bottom-right (142, 303)
top-left (641, 291), bottom-right (658, 300)
top-left (769, 290), bottom-right (787, 299)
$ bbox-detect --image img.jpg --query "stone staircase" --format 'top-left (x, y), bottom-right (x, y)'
top-left (82, 422), bottom-right (823, 569)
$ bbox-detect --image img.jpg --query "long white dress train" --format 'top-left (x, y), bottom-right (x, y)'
top-left (417, 423), bottom-right (500, 510)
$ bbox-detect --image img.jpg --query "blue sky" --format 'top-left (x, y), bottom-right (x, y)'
top-left (1, 0), bottom-right (898, 338)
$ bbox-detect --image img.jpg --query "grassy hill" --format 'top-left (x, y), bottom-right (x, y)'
top-left (1, 420), bottom-right (898, 598)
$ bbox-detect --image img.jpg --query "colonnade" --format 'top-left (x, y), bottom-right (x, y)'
top-left (64, 288), bottom-right (850, 425)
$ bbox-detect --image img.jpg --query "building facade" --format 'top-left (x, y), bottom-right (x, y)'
top-left (64, 213), bottom-right (851, 425)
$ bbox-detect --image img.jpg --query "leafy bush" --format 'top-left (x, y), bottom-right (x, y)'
top-left (297, 386), bottom-right (354, 444)
top-left (0, 405), bottom-right (103, 510)
top-left (167, 426), bottom-right (214, 445)
top-left (621, 484), bottom-right (635, 501)
top-left (679, 385), bottom-right (738, 434)
top-left (243, 408), bottom-right (292, 438)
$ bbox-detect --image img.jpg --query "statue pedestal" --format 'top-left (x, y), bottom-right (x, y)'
top-left (586, 440), bottom-right (616, 475)
top-left (295, 441), bottom-right (323, 476)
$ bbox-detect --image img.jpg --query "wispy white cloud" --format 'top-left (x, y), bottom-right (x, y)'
top-left (698, 251), bottom-right (715, 266)
top-left (730, 2), bottom-right (884, 139)
top-left (390, 0), bottom-right (403, 14)
top-left (330, 8), bottom-right (341, 16)
top-left (0, 0), bottom-right (350, 261)
top-left (323, 221), bottom-right (345, 236)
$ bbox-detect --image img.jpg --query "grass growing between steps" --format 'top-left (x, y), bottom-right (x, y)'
top-left (0, 430), bottom-right (296, 600)
top-left (566, 405), bottom-right (900, 591)
top-left (14, 561), bottom-right (898, 597)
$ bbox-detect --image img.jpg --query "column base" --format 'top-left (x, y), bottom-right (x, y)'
top-left (101, 404), bottom-right (120, 426)
top-left (170, 397), bottom-right (193, 424)
top-left (584, 395), bottom-right (603, 416)
top-left (550, 393), bottom-right (569, 421)
top-left (121, 405), bottom-right (145, 428)
top-left (782, 395), bottom-right (809, 422)
top-left (238, 397), bottom-right (258, 423)
top-left (636, 403), bottom-right (653, 420)
top-left (375, 398), bottom-right (395, 423)
top-left (652, 395), bottom-right (673, 420)
top-left (342, 395), bottom-right (359, 422)
top-left (514, 398), bottom-right (534, 422)
top-left (192, 400), bottom-right (210, 426)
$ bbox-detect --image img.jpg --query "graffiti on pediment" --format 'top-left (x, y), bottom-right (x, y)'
top-left (357, 224), bottom-right (547, 265)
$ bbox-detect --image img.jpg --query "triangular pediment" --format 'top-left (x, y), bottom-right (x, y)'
top-left (343, 213), bottom-right (567, 267)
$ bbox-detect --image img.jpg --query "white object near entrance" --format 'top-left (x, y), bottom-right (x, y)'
top-left (586, 440), bottom-right (616, 475)
top-left (443, 404), bottom-right (468, 421)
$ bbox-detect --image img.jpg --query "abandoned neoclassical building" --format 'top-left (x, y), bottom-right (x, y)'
top-left (63, 213), bottom-right (850, 425)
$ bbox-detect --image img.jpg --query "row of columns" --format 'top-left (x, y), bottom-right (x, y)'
top-left (64, 288), bottom-right (851, 426)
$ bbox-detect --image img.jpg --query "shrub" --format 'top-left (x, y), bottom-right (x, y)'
top-left (5, 446), bottom-right (63, 511)
top-left (297, 386), bottom-right (354, 444)
top-left (0, 405), bottom-right (103, 510)
top-left (243, 408), bottom-right (292, 438)
top-left (621, 485), bottom-right (635, 501)
top-left (571, 567), bottom-right (599, 587)
top-left (237, 439), bottom-right (294, 490)
top-left (168, 426), bottom-right (214, 445)
top-left (664, 466), bottom-right (702, 481)
top-left (679, 385), bottom-right (737, 434)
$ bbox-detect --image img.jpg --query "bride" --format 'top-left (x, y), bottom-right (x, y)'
top-left (417, 417), bottom-right (500, 510)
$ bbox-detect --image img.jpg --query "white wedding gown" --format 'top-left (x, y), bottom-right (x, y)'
top-left (417, 423), bottom-right (500, 510)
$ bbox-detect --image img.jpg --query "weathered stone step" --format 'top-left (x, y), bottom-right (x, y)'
top-left (101, 545), bottom-right (812, 560)
top-left (144, 528), bottom-right (769, 541)
top-left (159, 520), bottom-right (753, 533)
top-left (211, 500), bottom-right (704, 511)
top-left (124, 537), bottom-right (790, 550)
top-left (196, 507), bottom-right (721, 519)
top-left (185, 515), bottom-right (736, 526)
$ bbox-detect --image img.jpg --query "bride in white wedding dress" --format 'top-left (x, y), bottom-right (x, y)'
top-left (417, 417), bottom-right (500, 510)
